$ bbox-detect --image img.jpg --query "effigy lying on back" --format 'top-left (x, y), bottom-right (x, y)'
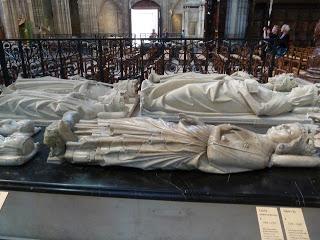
top-left (44, 111), bottom-right (320, 174)
top-left (140, 71), bottom-right (319, 125)
top-left (0, 75), bottom-right (139, 125)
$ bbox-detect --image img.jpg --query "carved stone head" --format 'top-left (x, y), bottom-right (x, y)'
top-left (267, 123), bottom-right (318, 156)
top-left (267, 73), bottom-right (298, 92)
top-left (44, 120), bottom-right (77, 158)
top-left (267, 123), bottom-right (302, 144)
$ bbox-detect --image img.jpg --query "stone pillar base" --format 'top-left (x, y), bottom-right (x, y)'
top-left (300, 19), bottom-right (320, 83)
top-left (300, 47), bottom-right (320, 83)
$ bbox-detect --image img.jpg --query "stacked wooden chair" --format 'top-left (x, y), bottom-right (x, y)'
top-left (274, 46), bottom-right (314, 75)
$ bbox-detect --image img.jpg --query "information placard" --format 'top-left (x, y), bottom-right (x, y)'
top-left (280, 208), bottom-right (310, 240)
top-left (0, 191), bottom-right (8, 210)
top-left (256, 206), bottom-right (284, 240)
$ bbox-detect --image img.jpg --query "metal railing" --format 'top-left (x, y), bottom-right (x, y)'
top-left (0, 37), bottom-right (279, 86)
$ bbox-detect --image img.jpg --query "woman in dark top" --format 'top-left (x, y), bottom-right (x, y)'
top-left (269, 25), bottom-right (280, 47)
top-left (263, 25), bottom-right (279, 53)
top-left (277, 24), bottom-right (290, 56)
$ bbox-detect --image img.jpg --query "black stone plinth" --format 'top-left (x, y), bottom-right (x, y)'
top-left (0, 129), bottom-right (320, 207)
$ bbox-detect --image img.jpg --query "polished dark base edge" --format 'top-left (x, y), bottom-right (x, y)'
top-left (0, 181), bottom-right (318, 208)
top-left (0, 129), bottom-right (319, 207)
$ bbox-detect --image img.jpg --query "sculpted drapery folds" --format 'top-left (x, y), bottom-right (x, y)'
top-left (44, 112), bottom-right (320, 174)
top-left (0, 77), bottom-right (139, 121)
top-left (141, 72), bottom-right (319, 117)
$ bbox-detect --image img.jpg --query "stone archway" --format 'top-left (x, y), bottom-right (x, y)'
top-left (98, 0), bottom-right (123, 34)
top-left (131, 0), bottom-right (160, 9)
top-left (130, 0), bottom-right (161, 9)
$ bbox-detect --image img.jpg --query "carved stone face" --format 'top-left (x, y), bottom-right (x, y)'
top-left (267, 123), bottom-right (302, 144)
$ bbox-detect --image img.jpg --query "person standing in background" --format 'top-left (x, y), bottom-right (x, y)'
top-left (276, 24), bottom-right (290, 56)
top-left (150, 29), bottom-right (158, 38)
top-left (181, 29), bottom-right (185, 38)
top-left (263, 25), bottom-right (279, 52)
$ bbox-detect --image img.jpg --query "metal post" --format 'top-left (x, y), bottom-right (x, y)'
top-left (227, 39), bottom-right (232, 74)
top-left (140, 39), bottom-right (144, 81)
top-left (18, 40), bottom-right (27, 78)
top-left (57, 40), bottom-right (66, 78)
top-left (161, 40), bottom-right (165, 74)
top-left (98, 39), bottom-right (105, 82)
top-left (248, 42), bottom-right (253, 74)
top-left (205, 41), bottom-right (209, 73)
top-left (37, 40), bottom-right (46, 76)
top-left (269, 48), bottom-right (276, 77)
top-left (0, 40), bottom-right (11, 86)
top-left (120, 40), bottom-right (124, 79)
top-left (77, 39), bottom-right (84, 77)
top-left (183, 39), bottom-right (187, 72)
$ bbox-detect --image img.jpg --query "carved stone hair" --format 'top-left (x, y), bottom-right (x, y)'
top-left (275, 124), bottom-right (318, 156)
top-left (268, 73), bottom-right (298, 92)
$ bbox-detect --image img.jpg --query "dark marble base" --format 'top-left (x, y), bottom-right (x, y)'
top-left (0, 129), bottom-right (320, 207)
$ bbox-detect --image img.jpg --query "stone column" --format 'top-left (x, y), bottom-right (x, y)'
top-left (27, 0), bottom-right (35, 26)
top-left (51, 0), bottom-right (72, 34)
top-left (300, 20), bottom-right (320, 82)
top-left (32, 0), bottom-right (44, 27)
top-left (224, 0), bottom-right (249, 38)
top-left (197, 4), bottom-right (205, 37)
top-left (0, 0), bottom-right (36, 38)
top-left (183, 9), bottom-right (189, 36)
top-left (0, 0), bottom-right (15, 38)
top-left (78, 0), bottom-right (99, 35)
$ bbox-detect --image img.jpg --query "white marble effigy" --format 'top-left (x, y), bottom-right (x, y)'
top-left (0, 76), bottom-right (140, 125)
top-left (44, 111), bottom-right (320, 174)
top-left (140, 71), bottom-right (320, 125)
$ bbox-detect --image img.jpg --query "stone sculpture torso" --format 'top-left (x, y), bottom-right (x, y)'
top-left (141, 73), bottom-right (318, 117)
top-left (44, 112), bottom-right (320, 174)
top-left (0, 77), bottom-right (139, 122)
